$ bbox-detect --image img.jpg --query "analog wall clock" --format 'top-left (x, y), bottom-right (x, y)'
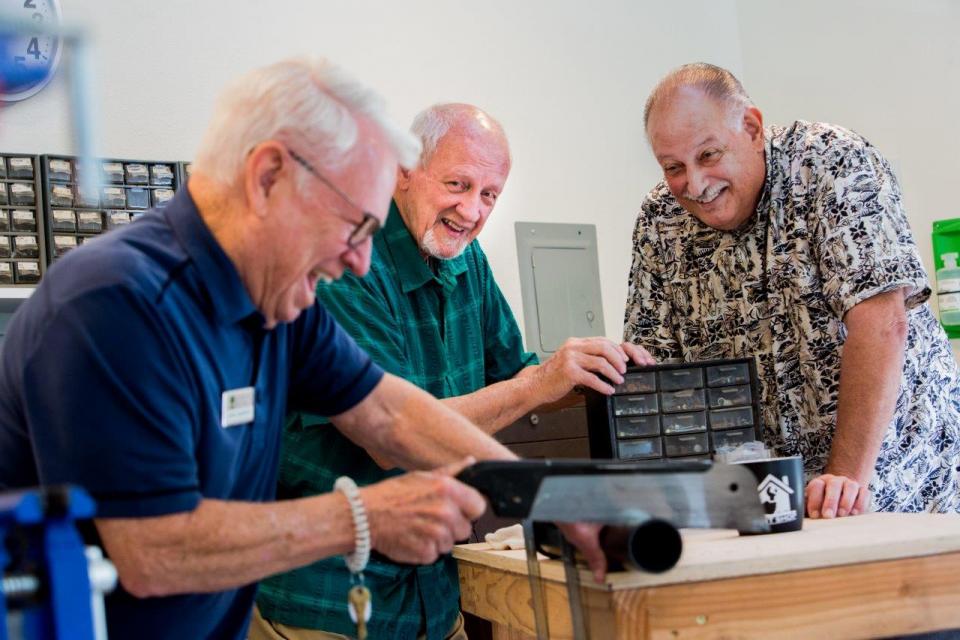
top-left (1, 0), bottom-right (62, 102)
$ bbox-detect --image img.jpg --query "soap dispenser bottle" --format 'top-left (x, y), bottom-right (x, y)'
top-left (937, 252), bottom-right (960, 332)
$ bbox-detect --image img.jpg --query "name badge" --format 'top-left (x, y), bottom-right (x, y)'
top-left (221, 386), bottom-right (255, 428)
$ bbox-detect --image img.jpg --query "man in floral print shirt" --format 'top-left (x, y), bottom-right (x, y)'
top-left (625, 62), bottom-right (960, 520)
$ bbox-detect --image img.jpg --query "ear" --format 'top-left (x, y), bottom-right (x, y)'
top-left (243, 142), bottom-right (286, 217)
top-left (742, 106), bottom-right (764, 147)
top-left (395, 165), bottom-right (413, 192)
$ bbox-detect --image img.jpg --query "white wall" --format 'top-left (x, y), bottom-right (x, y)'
top-left (0, 0), bottom-right (744, 343)
top-left (1, 1), bottom-right (958, 359)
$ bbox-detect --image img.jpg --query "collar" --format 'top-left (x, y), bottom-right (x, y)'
top-left (756, 126), bottom-right (775, 213)
top-left (165, 188), bottom-right (260, 326)
top-left (381, 201), bottom-right (468, 296)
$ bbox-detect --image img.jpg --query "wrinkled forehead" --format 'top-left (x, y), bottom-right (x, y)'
top-left (647, 87), bottom-right (733, 153)
top-left (427, 127), bottom-right (511, 176)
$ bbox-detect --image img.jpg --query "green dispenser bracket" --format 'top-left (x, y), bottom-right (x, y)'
top-left (933, 218), bottom-right (960, 340)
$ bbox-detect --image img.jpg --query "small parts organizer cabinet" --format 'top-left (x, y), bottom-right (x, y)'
top-left (0, 154), bottom-right (46, 286)
top-left (585, 358), bottom-right (762, 461)
top-left (41, 155), bottom-right (180, 263)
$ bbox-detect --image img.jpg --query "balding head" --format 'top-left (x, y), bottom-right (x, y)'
top-left (411, 103), bottom-right (510, 169)
top-left (644, 63), bottom-right (754, 135)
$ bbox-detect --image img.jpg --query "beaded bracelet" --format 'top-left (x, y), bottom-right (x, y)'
top-left (334, 476), bottom-right (370, 574)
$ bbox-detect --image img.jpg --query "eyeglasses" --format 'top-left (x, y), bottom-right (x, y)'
top-left (287, 148), bottom-right (381, 248)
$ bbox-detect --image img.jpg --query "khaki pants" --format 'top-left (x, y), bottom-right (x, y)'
top-left (248, 604), bottom-right (468, 640)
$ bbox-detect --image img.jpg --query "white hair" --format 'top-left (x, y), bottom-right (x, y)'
top-left (409, 103), bottom-right (509, 167)
top-left (193, 56), bottom-right (420, 188)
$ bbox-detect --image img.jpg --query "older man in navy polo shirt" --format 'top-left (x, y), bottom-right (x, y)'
top-left (0, 58), bottom-right (603, 639)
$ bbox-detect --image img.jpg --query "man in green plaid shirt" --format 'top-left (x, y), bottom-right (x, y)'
top-left (253, 104), bottom-right (653, 640)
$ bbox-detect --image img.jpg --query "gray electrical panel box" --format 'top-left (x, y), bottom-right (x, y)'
top-left (515, 222), bottom-right (604, 360)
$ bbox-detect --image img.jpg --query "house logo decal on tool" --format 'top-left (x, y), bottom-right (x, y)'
top-left (757, 474), bottom-right (798, 525)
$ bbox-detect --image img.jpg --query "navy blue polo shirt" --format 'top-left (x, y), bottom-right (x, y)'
top-left (0, 188), bottom-right (384, 639)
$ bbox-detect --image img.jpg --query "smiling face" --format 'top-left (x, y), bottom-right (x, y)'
top-left (249, 118), bottom-right (398, 328)
top-left (395, 126), bottom-right (510, 260)
top-left (647, 86), bottom-right (767, 231)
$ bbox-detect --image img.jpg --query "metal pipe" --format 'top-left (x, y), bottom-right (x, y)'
top-left (600, 519), bottom-right (683, 573)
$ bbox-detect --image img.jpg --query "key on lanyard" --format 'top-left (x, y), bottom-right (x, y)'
top-left (348, 583), bottom-right (372, 640)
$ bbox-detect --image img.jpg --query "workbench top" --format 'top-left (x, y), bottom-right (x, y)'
top-left (454, 513), bottom-right (960, 590)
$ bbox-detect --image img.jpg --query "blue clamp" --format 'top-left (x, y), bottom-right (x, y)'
top-left (0, 486), bottom-right (98, 640)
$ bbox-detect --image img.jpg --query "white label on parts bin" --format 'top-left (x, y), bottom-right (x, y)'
top-left (940, 292), bottom-right (960, 313)
top-left (938, 278), bottom-right (960, 294)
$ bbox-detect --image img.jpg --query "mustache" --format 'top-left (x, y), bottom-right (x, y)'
top-left (683, 181), bottom-right (729, 203)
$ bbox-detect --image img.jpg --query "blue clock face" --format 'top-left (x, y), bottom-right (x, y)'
top-left (1, 0), bottom-right (62, 102)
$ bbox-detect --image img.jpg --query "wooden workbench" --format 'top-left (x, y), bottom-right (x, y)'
top-left (454, 513), bottom-right (960, 639)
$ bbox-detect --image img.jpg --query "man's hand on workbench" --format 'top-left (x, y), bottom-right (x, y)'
top-left (557, 522), bottom-right (607, 583)
top-left (804, 473), bottom-right (870, 519)
top-left (528, 338), bottom-right (656, 402)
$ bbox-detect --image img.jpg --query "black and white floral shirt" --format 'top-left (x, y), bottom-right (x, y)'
top-left (624, 120), bottom-right (960, 513)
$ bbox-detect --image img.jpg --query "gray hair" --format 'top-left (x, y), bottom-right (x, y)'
top-left (193, 56), bottom-right (420, 189)
top-left (410, 103), bottom-right (510, 167)
top-left (644, 62), bottom-right (754, 132)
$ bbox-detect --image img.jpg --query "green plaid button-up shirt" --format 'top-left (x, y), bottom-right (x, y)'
top-left (256, 202), bottom-right (537, 639)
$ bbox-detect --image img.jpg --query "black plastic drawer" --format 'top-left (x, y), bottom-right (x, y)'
top-left (615, 415), bottom-right (660, 439)
top-left (708, 385), bottom-right (752, 408)
top-left (664, 433), bottom-right (709, 457)
top-left (612, 394), bottom-right (659, 417)
top-left (617, 437), bottom-right (662, 460)
top-left (709, 406), bottom-right (754, 430)
top-left (614, 371), bottom-right (657, 395)
top-left (713, 428), bottom-right (757, 450)
top-left (658, 367), bottom-right (704, 391)
top-left (660, 388), bottom-right (706, 413)
top-left (661, 411), bottom-right (707, 435)
top-left (706, 363), bottom-right (750, 386)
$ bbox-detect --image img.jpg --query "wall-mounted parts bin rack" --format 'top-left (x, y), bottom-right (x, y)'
top-left (40, 155), bottom-right (181, 264)
top-left (0, 154), bottom-right (48, 286)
